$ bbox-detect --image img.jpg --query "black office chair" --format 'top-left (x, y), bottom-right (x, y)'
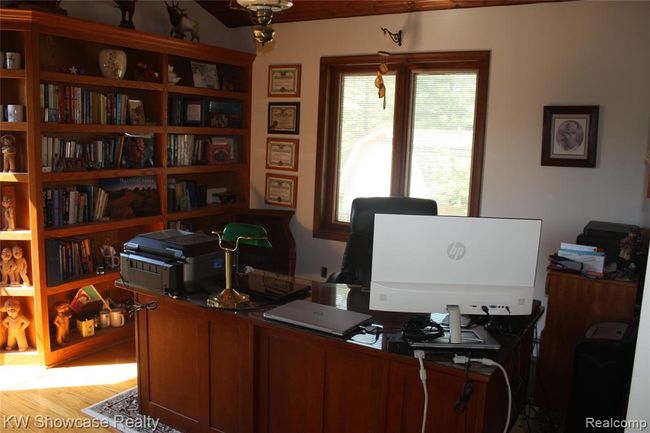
top-left (328, 197), bottom-right (438, 285)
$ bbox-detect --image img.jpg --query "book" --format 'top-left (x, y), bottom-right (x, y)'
top-left (207, 137), bottom-right (232, 164)
top-left (100, 176), bottom-right (160, 219)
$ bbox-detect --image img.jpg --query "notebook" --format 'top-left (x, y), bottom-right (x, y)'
top-left (263, 300), bottom-right (372, 336)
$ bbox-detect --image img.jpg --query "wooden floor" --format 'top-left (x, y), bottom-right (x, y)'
top-left (0, 341), bottom-right (137, 433)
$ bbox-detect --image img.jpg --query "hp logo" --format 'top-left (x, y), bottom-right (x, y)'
top-left (447, 242), bottom-right (466, 260)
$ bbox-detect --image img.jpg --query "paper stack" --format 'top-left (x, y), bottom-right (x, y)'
top-left (558, 243), bottom-right (605, 276)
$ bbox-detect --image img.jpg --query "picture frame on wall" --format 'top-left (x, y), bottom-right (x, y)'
top-left (268, 64), bottom-right (301, 97)
top-left (268, 102), bottom-right (300, 134)
top-left (265, 173), bottom-right (298, 208)
top-left (541, 105), bottom-right (599, 167)
top-left (266, 137), bottom-right (299, 171)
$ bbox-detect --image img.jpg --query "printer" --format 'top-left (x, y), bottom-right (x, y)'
top-left (120, 229), bottom-right (224, 296)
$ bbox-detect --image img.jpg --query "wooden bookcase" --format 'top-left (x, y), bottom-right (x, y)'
top-left (0, 10), bottom-right (254, 366)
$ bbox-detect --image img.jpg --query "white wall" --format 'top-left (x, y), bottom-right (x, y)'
top-left (249, 1), bottom-right (650, 309)
top-left (61, 0), bottom-right (254, 53)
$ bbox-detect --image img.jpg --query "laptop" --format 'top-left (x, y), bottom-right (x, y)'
top-left (263, 300), bottom-right (372, 336)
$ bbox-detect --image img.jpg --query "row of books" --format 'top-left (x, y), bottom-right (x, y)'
top-left (41, 136), bottom-right (121, 172)
top-left (167, 134), bottom-right (238, 166)
top-left (40, 83), bottom-right (129, 125)
top-left (167, 179), bottom-right (207, 212)
top-left (45, 237), bottom-right (97, 286)
top-left (43, 186), bottom-right (109, 228)
top-left (168, 95), bottom-right (243, 128)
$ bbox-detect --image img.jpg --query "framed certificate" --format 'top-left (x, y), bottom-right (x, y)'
top-left (268, 64), bottom-right (301, 97)
top-left (268, 102), bottom-right (300, 134)
top-left (266, 138), bottom-right (299, 171)
top-left (265, 173), bottom-right (298, 208)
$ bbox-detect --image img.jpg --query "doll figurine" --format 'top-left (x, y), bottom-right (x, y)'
top-left (1, 298), bottom-right (30, 351)
top-left (2, 195), bottom-right (16, 231)
top-left (52, 301), bottom-right (71, 346)
top-left (0, 135), bottom-right (17, 173)
top-left (1, 247), bottom-right (16, 286)
top-left (11, 245), bottom-right (29, 286)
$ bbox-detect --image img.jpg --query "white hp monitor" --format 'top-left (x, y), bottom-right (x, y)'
top-left (370, 215), bottom-right (541, 344)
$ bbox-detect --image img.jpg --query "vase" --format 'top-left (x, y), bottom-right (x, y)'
top-left (98, 49), bottom-right (127, 79)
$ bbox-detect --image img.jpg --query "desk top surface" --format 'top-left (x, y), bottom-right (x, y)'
top-left (119, 272), bottom-right (543, 372)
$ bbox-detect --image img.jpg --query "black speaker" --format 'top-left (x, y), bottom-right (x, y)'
top-left (565, 322), bottom-right (637, 433)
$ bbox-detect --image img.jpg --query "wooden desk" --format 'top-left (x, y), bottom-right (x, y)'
top-left (129, 283), bottom-right (542, 433)
top-left (535, 271), bottom-right (638, 418)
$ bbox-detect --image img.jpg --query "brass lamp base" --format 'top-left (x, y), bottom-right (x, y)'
top-left (207, 287), bottom-right (250, 309)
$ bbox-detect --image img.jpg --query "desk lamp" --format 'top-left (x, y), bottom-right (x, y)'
top-left (208, 223), bottom-right (272, 309)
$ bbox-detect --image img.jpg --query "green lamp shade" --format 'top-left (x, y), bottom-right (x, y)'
top-left (221, 223), bottom-right (272, 248)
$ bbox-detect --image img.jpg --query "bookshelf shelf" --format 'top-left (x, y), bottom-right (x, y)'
top-left (40, 71), bottom-right (164, 92)
top-left (1, 9), bottom-right (253, 366)
top-left (44, 215), bottom-right (161, 238)
top-left (0, 122), bottom-right (27, 131)
top-left (0, 69), bottom-right (25, 79)
top-left (167, 204), bottom-right (246, 221)
top-left (168, 85), bottom-right (247, 100)
top-left (0, 229), bottom-right (31, 240)
top-left (167, 126), bottom-right (244, 135)
top-left (46, 271), bottom-right (120, 295)
top-left (166, 163), bottom-right (247, 175)
top-left (0, 172), bottom-right (29, 182)
top-left (42, 168), bottom-right (163, 182)
top-left (0, 285), bottom-right (34, 297)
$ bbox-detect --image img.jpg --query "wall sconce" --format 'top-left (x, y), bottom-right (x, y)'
top-left (235, 0), bottom-right (293, 45)
top-left (381, 27), bottom-right (402, 46)
top-left (208, 223), bottom-right (272, 309)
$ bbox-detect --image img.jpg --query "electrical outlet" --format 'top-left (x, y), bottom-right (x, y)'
top-left (320, 266), bottom-right (328, 278)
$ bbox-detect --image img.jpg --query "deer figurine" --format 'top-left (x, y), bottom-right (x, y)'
top-left (165, 1), bottom-right (199, 42)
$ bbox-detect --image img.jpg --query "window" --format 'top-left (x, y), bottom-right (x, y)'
top-left (314, 52), bottom-right (489, 241)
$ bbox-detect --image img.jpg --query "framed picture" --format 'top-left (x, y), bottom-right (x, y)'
top-left (184, 99), bottom-right (204, 125)
top-left (128, 99), bottom-right (145, 125)
top-left (190, 61), bottom-right (220, 90)
top-left (266, 138), bottom-right (299, 171)
top-left (265, 173), bottom-right (298, 208)
top-left (120, 133), bottom-right (155, 168)
top-left (268, 64), bottom-right (301, 97)
top-left (541, 105), bottom-right (599, 167)
top-left (268, 102), bottom-right (300, 134)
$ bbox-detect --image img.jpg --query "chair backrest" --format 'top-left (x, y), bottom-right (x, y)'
top-left (336, 197), bottom-right (438, 285)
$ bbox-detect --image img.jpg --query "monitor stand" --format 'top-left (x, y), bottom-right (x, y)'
top-left (408, 305), bottom-right (502, 350)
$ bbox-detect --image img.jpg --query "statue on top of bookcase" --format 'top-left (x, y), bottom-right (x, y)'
top-left (1, 298), bottom-right (30, 352)
top-left (0, 135), bottom-right (17, 173)
top-left (165, 1), bottom-right (199, 42)
top-left (114, 0), bottom-right (137, 29)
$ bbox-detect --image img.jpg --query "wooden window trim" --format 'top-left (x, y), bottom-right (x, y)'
top-left (313, 51), bottom-right (490, 242)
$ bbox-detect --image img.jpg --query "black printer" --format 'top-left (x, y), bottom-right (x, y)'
top-left (120, 229), bottom-right (224, 296)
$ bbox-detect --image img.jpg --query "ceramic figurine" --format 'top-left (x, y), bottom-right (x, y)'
top-left (0, 135), bottom-right (17, 172)
top-left (1, 298), bottom-right (30, 351)
top-left (165, 1), bottom-right (199, 42)
top-left (2, 195), bottom-right (16, 231)
top-left (52, 301), bottom-right (71, 345)
top-left (1, 247), bottom-right (15, 286)
top-left (100, 244), bottom-right (120, 270)
top-left (168, 65), bottom-right (182, 84)
top-left (11, 245), bottom-right (29, 286)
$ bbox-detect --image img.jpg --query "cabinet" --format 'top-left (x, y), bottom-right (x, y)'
top-left (535, 271), bottom-right (638, 418)
top-left (0, 10), bottom-right (254, 366)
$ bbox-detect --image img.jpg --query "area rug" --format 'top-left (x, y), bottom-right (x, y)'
top-left (82, 387), bottom-right (180, 433)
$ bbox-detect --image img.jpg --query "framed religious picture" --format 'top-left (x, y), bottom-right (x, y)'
top-left (541, 105), bottom-right (599, 167)
top-left (183, 99), bottom-right (204, 126)
top-left (265, 173), bottom-right (297, 208)
top-left (266, 137), bottom-right (299, 171)
top-left (268, 64), bottom-right (301, 97)
top-left (128, 99), bottom-right (145, 125)
top-left (268, 102), bottom-right (300, 134)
